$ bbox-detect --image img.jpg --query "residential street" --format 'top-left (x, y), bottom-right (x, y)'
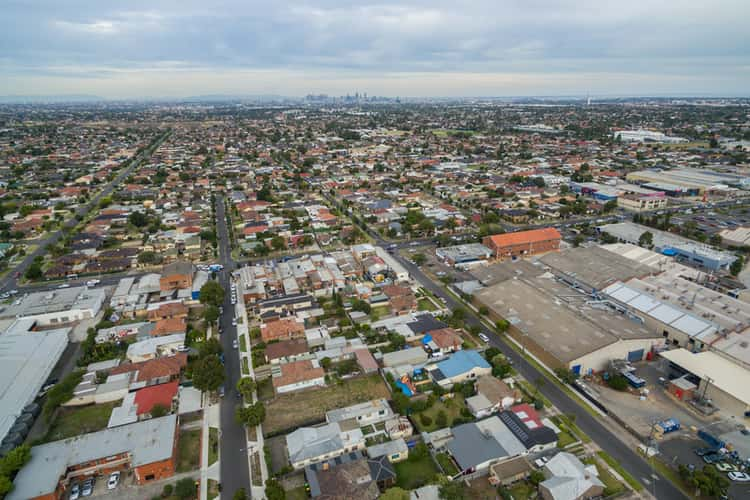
top-left (215, 196), bottom-right (252, 497)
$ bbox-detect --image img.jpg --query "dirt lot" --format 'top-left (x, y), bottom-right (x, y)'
top-left (263, 374), bottom-right (391, 436)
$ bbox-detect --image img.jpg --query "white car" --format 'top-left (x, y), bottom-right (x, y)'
top-left (69, 483), bottom-right (80, 500)
top-left (107, 471), bottom-right (120, 490)
top-left (232, 339), bottom-right (238, 349)
top-left (728, 471), bottom-right (750, 482)
top-left (58, 283), bottom-right (71, 289)
top-left (478, 333), bottom-right (490, 343)
top-left (231, 319), bottom-right (237, 326)
top-left (86, 279), bottom-right (101, 287)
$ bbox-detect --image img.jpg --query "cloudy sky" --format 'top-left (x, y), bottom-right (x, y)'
top-left (2, 0), bottom-right (748, 98)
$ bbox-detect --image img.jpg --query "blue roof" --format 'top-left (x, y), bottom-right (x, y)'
top-left (435, 350), bottom-right (490, 378)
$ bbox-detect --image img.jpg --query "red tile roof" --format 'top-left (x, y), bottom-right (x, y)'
top-left (134, 380), bottom-right (179, 415)
top-left (485, 227), bottom-right (561, 247)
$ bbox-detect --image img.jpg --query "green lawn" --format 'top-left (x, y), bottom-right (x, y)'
top-left (177, 429), bottom-right (202, 472)
top-left (418, 298), bottom-right (437, 311)
top-left (208, 427), bottom-right (219, 466)
top-left (242, 357), bottom-right (250, 375)
top-left (257, 377), bottom-right (274, 401)
top-left (285, 486), bottom-right (308, 500)
top-left (435, 452), bottom-right (459, 476)
top-left (370, 305), bottom-right (390, 321)
top-left (44, 401), bottom-right (119, 442)
top-left (239, 335), bottom-right (247, 352)
top-left (507, 480), bottom-right (535, 499)
top-left (413, 394), bottom-right (468, 432)
top-left (583, 458), bottom-right (624, 496)
top-left (394, 452), bottom-right (439, 489)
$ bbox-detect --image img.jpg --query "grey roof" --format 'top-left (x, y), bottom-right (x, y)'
top-left (0, 320), bottom-right (69, 443)
top-left (287, 422), bottom-right (360, 465)
top-left (366, 438), bottom-right (407, 459)
top-left (0, 286), bottom-right (105, 319)
top-left (9, 415), bottom-right (177, 500)
top-left (446, 421), bottom-right (510, 471)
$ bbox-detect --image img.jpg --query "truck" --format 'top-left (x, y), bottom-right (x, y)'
top-left (209, 264), bottom-right (224, 272)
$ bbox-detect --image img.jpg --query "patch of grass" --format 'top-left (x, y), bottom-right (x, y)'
top-left (285, 486), bottom-right (308, 500)
top-left (417, 297), bottom-right (437, 311)
top-left (583, 458), bottom-right (624, 496)
top-left (597, 451), bottom-right (642, 492)
top-left (508, 480), bottom-right (535, 499)
top-left (257, 377), bottom-right (274, 401)
top-left (239, 335), bottom-right (247, 352)
top-left (394, 450), bottom-right (439, 489)
top-left (413, 394), bottom-right (468, 433)
top-left (207, 479), bottom-right (219, 500)
top-left (208, 427), bottom-right (219, 466)
top-left (649, 457), bottom-right (696, 499)
top-left (242, 357), bottom-right (249, 375)
top-left (435, 452), bottom-right (459, 476)
top-left (177, 429), bottom-right (202, 472)
top-left (44, 401), bottom-right (118, 442)
top-left (264, 375), bottom-right (390, 435)
top-left (550, 415), bottom-right (585, 446)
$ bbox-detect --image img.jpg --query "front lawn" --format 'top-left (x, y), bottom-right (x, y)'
top-left (44, 401), bottom-right (119, 442)
top-left (177, 429), bottom-right (202, 472)
top-left (418, 298), bottom-right (437, 311)
top-left (208, 427), bottom-right (219, 466)
top-left (239, 335), bottom-right (247, 352)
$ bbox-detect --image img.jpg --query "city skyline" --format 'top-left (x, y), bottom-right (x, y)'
top-left (2, 0), bottom-right (749, 98)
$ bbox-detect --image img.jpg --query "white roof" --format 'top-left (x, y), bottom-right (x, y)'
top-left (660, 348), bottom-right (750, 406)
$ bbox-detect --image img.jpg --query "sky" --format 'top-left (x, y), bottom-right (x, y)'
top-left (1, 0), bottom-right (749, 98)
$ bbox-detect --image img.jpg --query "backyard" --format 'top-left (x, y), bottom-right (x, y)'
top-left (413, 393), bottom-right (469, 433)
top-left (43, 401), bottom-right (119, 442)
top-left (393, 445), bottom-right (439, 490)
top-left (263, 374), bottom-right (391, 435)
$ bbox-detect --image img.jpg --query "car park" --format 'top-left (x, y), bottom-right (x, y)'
top-left (107, 471), bottom-right (120, 489)
top-left (69, 483), bottom-right (80, 500)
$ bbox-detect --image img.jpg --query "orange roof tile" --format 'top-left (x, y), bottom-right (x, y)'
top-left (486, 227), bottom-right (561, 247)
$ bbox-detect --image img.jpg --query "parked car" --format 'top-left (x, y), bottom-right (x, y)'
top-left (58, 283), bottom-right (71, 289)
top-left (728, 472), bottom-right (750, 482)
top-left (231, 319), bottom-right (237, 326)
top-left (107, 471), bottom-right (120, 490)
top-left (695, 448), bottom-right (715, 457)
top-left (69, 483), bottom-right (80, 500)
top-left (478, 333), bottom-right (490, 343)
top-left (715, 463), bottom-right (738, 472)
top-left (81, 478), bottom-right (94, 496)
top-left (704, 453), bottom-right (724, 464)
top-left (232, 339), bottom-right (238, 349)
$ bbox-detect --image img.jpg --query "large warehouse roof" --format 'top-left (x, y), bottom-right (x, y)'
top-left (660, 349), bottom-right (750, 407)
top-left (0, 319), bottom-right (69, 443)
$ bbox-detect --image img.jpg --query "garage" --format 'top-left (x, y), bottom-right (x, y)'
top-left (627, 349), bottom-right (645, 362)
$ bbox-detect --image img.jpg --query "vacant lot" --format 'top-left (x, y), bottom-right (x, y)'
top-left (264, 375), bottom-right (390, 435)
top-left (177, 428), bottom-right (201, 472)
top-left (394, 447), bottom-right (439, 490)
top-left (44, 401), bottom-right (119, 442)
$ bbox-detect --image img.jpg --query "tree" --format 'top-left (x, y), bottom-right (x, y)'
top-left (233, 488), bottom-right (248, 500)
top-left (607, 373), bottom-right (629, 391)
top-left (573, 234), bottom-right (585, 247)
top-left (710, 233), bottom-right (723, 247)
top-left (0, 475), bottom-right (12, 497)
top-left (495, 319), bottom-right (509, 333)
top-left (128, 211), bottom-right (149, 227)
top-left (192, 355), bottom-right (225, 393)
top-left (0, 445), bottom-right (31, 477)
top-left (438, 480), bottom-right (467, 500)
top-left (237, 377), bottom-right (256, 400)
top-left (24, 262), bottom-right (43, 280)
top-left (529, 470), bottom-right (546, 486)
top-left (265, 478), bottom-right (286, 500)
top-left (203, 305), bottom-right (220, 325)
top-left (138, 251), bottom-right (160, 264)
top-left (435, 410), bottom-right (448, 428)
top-left (381, 487), bottom-right (410, 500)
top-left (554, 367), bottom-right (578, 384)
top-left (412, 253), bottom-right (427, 266)
top-left (602, 199), bottom-right (618, 213)
top-left (162, 484), bottom-right (174, 497)
top-left (478, 305), bottom-right (489, 316)
top-left (730, 255), bottom-right (744, 277)
top-left (236, 402), bottom-right (266, 427)
top-left (319, 357), bottom-right (332, 371)
top-left (200, 280), bottom-right (225, 308)
top-left (174, 477), bottom-right (197, 499)
top-left (638, 231), bottom-right (654, 248)
top-left (151, 403), bottom-right (169, 418)
top-left (271, 235), bottom-right (286, 250)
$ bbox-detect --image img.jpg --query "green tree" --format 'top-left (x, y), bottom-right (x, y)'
top-left (0, 445), bottom-right (31, 477)
top-left (638, 231), bottom-right (654, 248)
top-left (192, 355), bottom-right (225, 393)
top-left (438, 479), bottom-right (467, 500)
top-left (199, 280), bottom-right (225, 308)
top-left (233, 488), bottom-right (248, 500)
top-left (607, 373), bottom-right (629, 391)
top-left (435, 410), bottom-right (448, 428)
top-left (529, 470), bottom-right (546, 486)
top-left (271, 236), bottom-right (286, 250)
top-left (150, 403), bottom-right (169, 418)
top-left (236, 402), bottom-right (266, 427)
top-left (412, 253), bottom-right (427, 266)
top-left (237, 377), bottom-right (256, 400)
top-left (137, 251), bottom-right (160, 264)
top-left (319, 357), bottom-right (332, 371)
top-left (730, 255), bottom-right (744, 277)
top-left (265, 478), bottom-right (286, 500)
top-left (24, 262), bottom-right (43, 281)
top-left (0, 475), bottom-right (12, 497)
top-left (203, 305), bottom-right (220, 325)
top-left (128, 211), bottom-right (149, 227)
top-left (710, 233), bottom-right (723, 247)
top-left (495, 319), bottom-right (509, 333)
top-left (174, 477), bottom-right (197, 499)
top-left (381, 487), bottom-right (410, 500)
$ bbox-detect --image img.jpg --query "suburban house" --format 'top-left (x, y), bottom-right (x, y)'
top-left (326, 399), bottom-right (394, 428)
top-left (8, 415), bottom-right (178, 500)
top-left (466, 376), bottom-right (522, 418)
top-left (422, 327), bottom-right (463, 357)
top-left (272, 359), bottom-right (326, 394)
top-left (261, 318), bottom-right (306, 342)
top-left (159, 261), bottom-right (195, 292)
top-left (264, 339), bottom-right (311, 364)
top-left (366, 438), bottom-right (409, 463)
top-left (286, 422), bottom-right (366, 469)
top-left (539, 452), bottom-right (605, 500)
top-left (304, 453), bottom-right (395, 499)
top-left (427, 350), bottom-right (492, 387)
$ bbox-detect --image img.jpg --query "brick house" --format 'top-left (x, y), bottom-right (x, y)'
top-left (482, 227), bottom-right (561, 260)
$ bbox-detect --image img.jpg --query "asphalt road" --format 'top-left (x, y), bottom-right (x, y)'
top-left (215, 196), bottom-right (252, 497)
top-left (0, 130), bottom-right (171, 293)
